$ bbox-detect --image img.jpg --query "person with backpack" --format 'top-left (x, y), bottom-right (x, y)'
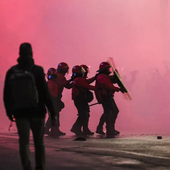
top-left (70, 65), bottom-right (96, 136)
top-left (3, 42), bottom-right (56, 170)
top-left (44, 62), bottom-right (72, 136)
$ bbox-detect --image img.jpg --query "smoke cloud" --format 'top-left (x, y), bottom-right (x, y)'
top-left (1, 0), bottom-right (170, 135)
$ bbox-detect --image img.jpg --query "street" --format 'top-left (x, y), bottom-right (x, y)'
top-left (0, 132), bottom-right (170, 170)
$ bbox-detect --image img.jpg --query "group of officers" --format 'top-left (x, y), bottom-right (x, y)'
top-left (45, 61), bottom-right (122, 138)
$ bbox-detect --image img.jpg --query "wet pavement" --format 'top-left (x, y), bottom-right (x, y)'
top-left (0, 132), bottom-right (170, 170)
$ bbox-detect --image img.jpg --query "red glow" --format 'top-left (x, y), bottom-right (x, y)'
top-left (1, 0), bottom-right (170, 135)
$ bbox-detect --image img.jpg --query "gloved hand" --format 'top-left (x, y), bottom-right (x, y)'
top-left (95, 73), bottom-right (99, 79)
top-left (8, 115), bottom-right (14, 122)
top-left (120, 88), bottom-right (125, 93)
top-left (114, 87), bottom-right (121, 92)
top-left (70, 73), bottom-right (76, 81)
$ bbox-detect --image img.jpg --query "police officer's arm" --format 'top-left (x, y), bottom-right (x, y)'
top-left (109, 73), bottom-right (126, 93)
top-left (86, 76), bottom-right (96, 84)
top-left (57, 75), bottom-right (72, 89)
top-left (99, 75), bottom-right (120, 92)
top-left (76, 78), bottom-right (96, 91)
top-left (109, 74), bottom-right (117, 84)
top-left (64, 79), bottom-right (73, 89)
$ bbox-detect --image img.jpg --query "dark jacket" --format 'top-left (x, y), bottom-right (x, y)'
top-left (95, 73), bottom-right (120, 103)
top-left (72, 77), bottom-right (96, 100)
top-left (3, 57), bottom-right (55, 119)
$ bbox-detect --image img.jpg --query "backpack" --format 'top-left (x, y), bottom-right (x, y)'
top-left (9, 66), bottom-right (39, 109)
top-left (85, 90), bottom-right (94, 103)
top-left (74, 84), bottom-right (94, 103)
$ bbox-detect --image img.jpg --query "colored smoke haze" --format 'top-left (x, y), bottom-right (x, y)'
top-left (0, 0), bottom-right (170, 134)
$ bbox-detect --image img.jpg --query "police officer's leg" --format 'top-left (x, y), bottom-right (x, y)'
top-left (102, 98), bottom-right (114, 138)
top-left (83, 103), bottom-right (94, 135)
top-left (96, 112), bottom-right (106, 135)
top-left (106, 110), bottom-right (114, 138)
top-left (55, 99), bottom-right (66, 135)
top-left (71, 99), bottom-right (84, 136)
top-left (56, 112), bottom-right (66, 136)
top-left (44, 115), bottom-right (51, 134)
top-left (50, 100), bottom-right (65, 136)
top-left (50, 110), bottom-right (59, 136)
top-left (111, 98), bottom-right (120, 135)
top-left (71, 114), bottom-right (84, 136)
top-left (83, 112), bottom-right (94, 135)
top-left (113, 111), bottom-right (120, 135)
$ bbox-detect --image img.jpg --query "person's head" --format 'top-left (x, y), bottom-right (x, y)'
top-left (47, 68), bottom-right (58, 81)
top-left (19, 42), bottom-right (33, 58)
top-left (56, 62), bottom-right (69, 75)
top-left (72, 65), bottom-right (85, 79)
top-left (98, 62), bottom-right (111, 75)
top-left (17, 42), bottom-right (34, 69)
top-left (80, 64), bottom-right (89, 78)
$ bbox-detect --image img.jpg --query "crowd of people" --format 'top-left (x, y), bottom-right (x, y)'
top-left (44, 58), bottom-right (122, 138)
top-left (3, 42), bottom-right (123, 170)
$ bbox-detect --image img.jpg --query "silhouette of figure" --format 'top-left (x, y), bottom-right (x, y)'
top-left (121, 70), bottom-right (139, 94)
top-left (70, 65), bottom-right (96, 136)
top-left (95, 62), bottom-right (121, 138)
top-left (96, 70), bottom-right (138, 135)
top-left (3, 42), bottom-right (56, 170)
top-left (44, 62), bottom-right (72, 136)
top-left (44, 68), bottom-right (60, 137)
top-left (80, 64), bottom-right (96, 135)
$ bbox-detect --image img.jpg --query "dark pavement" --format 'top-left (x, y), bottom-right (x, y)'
top-left (0, 132), bottom-right (170, 170)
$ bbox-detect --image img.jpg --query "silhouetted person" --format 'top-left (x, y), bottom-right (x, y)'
top-left (95, 62), bottom-right (120, 138)
top-left (3, 42), bottom-right (56, 170)
top-left (96, 70), bottom-right (138, 135)
top-left (70, 65), bottom-right (96, 136)
top-left (44, 62), bottom-right (72, 136)
top-left (80, 64), bottom-right (95, 135)
top-left (121, 70), bottom-right (139, 94)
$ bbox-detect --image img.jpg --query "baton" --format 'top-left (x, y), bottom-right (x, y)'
top-left (89, 102), bottom-right (99, 106)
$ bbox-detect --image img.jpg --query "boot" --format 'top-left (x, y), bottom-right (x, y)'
top-left (113, 129), bottom-right (120, 135)
top-left (96, 113), bottom-right (106, 135)
top-left (96, 125), bottom-right (105, 135)
top-left (83, 116), bottom-right (94, 135)
top-left (50, 127), bottom-right (65, 137)
top-left (71, 124), bottom-right (84, 136)
top-left (57, 129), bottom-right (66, 136)
top-left (83, 129), bottom-right (94, 135)
top-left (113, 124), bottom-right (120, 135)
